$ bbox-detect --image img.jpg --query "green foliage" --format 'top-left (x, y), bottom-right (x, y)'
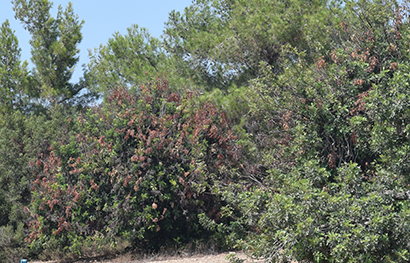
top-left (27, 79), bottom-right (241, 256)
top-left (0, 223), bottom-right (29, 263)
top-left (0, 104), bottom-right (78, 263)
top-left (0, 108), bottom-right (75, 227)
top-left (164, 0), bottom-right (333, 89)
top-left (88, 24), bottom-right (195, 98)
top-left (88, 25), bottom-right (164, 95)
top-left (223, 162), bottom-right (410, 262)
top-left (12, 0), bottom-right (97, 108)
top-left (364, 62), bottom-right (410, 177)
top-left (211, 0), bottom-right (410, 262)
top-left (0, 20), bottom-right (35, 118)
top-left (3, 0), bottom-right (410, 261)
top-left (226, 252), bottom-right (246, 263)
top-left (0, 1), bottom-right (97, 257)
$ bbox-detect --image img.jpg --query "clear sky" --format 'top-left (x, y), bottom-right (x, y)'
top-left (0, 0), bottom-right (192, 82)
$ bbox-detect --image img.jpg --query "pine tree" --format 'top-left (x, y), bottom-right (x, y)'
top-left (13, 0), bottom-right (88, 108)
top-left (0, 20), bottom-right (34, 119)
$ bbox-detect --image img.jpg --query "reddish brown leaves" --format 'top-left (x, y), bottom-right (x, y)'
top-left (123, 175), bottom-right (132, 186)
top-left (390, 62), bottom-right (398, 70)
top-left (366, 56), bottom-right (379, 73)
top-left (90, 179), bottom-right (99, 190)
top-left (316, 56), bottom-right (326, 70)
top-left (28, 76), bottom-right (243, 246)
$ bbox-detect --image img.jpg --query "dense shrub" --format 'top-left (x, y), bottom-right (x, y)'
top-left (214, 1), bottom-right (410, 262)
top-left (4, 0), bottom-right (410, 261)
top-left (26, 78), bottom-right (241, 257)
top-left (0, 107), bottom-right (76, 261)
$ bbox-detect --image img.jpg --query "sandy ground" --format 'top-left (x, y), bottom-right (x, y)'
top-left (30, 251), bottom-right (264, 263)
top-left (106, 252), bottom-right (263, 263)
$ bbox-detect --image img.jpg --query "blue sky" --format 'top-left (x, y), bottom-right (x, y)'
top-left (0, 0), bottom-right (192, 81)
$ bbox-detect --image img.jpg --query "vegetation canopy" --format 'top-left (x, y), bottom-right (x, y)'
top-left (2, 0), bottom-right (410, 262)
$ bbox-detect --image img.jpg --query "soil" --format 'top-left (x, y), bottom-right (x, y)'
top-left (30, 251), bottom-right (264, 263)
top-left (105, 252), bottom-right (263, 263)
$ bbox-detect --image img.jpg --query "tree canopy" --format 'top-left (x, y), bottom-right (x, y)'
top-left (2, 0), bottom-right (410, 262)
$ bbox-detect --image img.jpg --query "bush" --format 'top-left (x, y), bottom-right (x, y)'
top-left (0, 224), bottom-right (29, 263)
top-left (212, 1), bottom-right (410, 262)
top-left (27, 78), bottom-right (242, 256)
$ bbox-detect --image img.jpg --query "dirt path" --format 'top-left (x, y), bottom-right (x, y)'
top-left (31, 252), bottom-right (264, 263)
top-left (113, 252), bottom-right (263, 263)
